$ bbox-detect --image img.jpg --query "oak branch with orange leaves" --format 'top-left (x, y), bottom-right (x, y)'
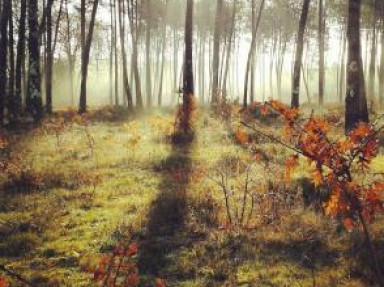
top-left (240, 99), bottom-right (384, 286)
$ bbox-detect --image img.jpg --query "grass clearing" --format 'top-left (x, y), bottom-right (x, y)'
top-left (0, 108), bottom-right (383, 286)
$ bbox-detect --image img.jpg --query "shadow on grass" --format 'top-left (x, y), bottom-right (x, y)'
top-left (137, 140), bottom-right (193, 279)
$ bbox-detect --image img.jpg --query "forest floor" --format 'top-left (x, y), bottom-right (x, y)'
top-left (0, 106), bottom-right (384, 286)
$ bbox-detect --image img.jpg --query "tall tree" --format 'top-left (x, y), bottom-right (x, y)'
top-left (211, 0), bottom-right (223, 106)
top-left (158, 0), bottom-right (168, 107)
top-left (291, 0), bottom-right (311, 108)
top-left (222, 0), bottom-right (237, 99)
top-left (243, 0), bottom-right (265, 107)
top-left (345, 0), bottom-right (369, 132)
top-left (15, 0), bottom-right (27, 119)
top-left (318, 0), bottom-right (325, 106)
top-left (145, 0), bottom-right (152, 107)
top-left (127, 0), bottom-right (143, 109)
top-left (379, 0), bottom-right (384, 107)
top-left (45, 0), bottom-right (54, 113)
top-left (368, 0), bottom-right (377, 109)
top-left (27, 0), bottom-right (43, 122)
top-left (180, 0), bottom-right (194, 135)
top-left (0, 0), bottom-right (10, 124)
top-left (118, 0), bottom-right (133, 109)
top-left (79, 0), bottom-right (100, 113)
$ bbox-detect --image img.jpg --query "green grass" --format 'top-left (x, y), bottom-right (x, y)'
top-left (0, 108), bottom-right (383, 286)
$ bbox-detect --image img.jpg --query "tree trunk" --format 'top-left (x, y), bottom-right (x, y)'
top-left (127, 0), bottom-right (143, 109)
top-left (368, 0), bottom-right (377, 110)
top-left (339, 31), bottom-right (347, 103)
top-left (276, 33), bottom-right (287, 101)
top-left (27, 0), bottom-right (43, 122)
top-left (114, 0), bottom-right (119, 106)
top-left (222, 0), bottom-right (237, 99)
top-left (318, 0), bottom-right (325, 106)
top-left (15, 0), bottom-right (26, 118)
top-left (0, 0), bottom-right (10, 124)
top-left (118, 0), bottom-right (133, 110)
top-left (212, 0), bottom-right (223, 106)
top-left (145, 1), bottom-right (152, 108)
top-left (79, 0), bottom-right (100, 114)
top-left (109, 0), bottom-right (114, 105)
top-left (8, 1), bottom-right (15, 121)
top-left (65, 0), bottom-right (74, 106)
top-left (158, 0), bottom-right (168, 107)
top-left (243, 0), bottom-right (265, 107)
top-left (45, 0), bottom-right (53, 113)
top-left (291, 0), bottom-right (311, 108)
top-left (345, 0), bottom-right (369, 133)
top-left (379, 2), bottom-right (384, 107)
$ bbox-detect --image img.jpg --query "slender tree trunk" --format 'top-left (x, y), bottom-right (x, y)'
top-left (318, 0), bottom-right (325, 106)
top-left (276, 33), bottom-right (287, 101)
top-left (27, 0), bottom-right (43, 121)
top-left (243, 0), bottom-right (265, 107)
top-left (345, 0), bottom-right (369, 133)
top-left (118, 0), bottom-right (133, 110)
top-left (0, 0), bottom-right (10, 124)
top-left (291, 0), bottom-right (311, 108)
top-left (212, 0), bottom-right (223, 106)
top-left (368, 0), bottom-right (377, 111)
top-left (145, 1), bottom-right (152, 108)
top-left (222, 0), bottom-right (237, 99)
top-left (158, 0), bottom-right (168, 107)
top-left (109, 0), bottom-right (114, 105)
top-left (184, 0), bottom-right (194, 95)
top-left (379, 3), bottom-right (384, 107)
top-left (79, 0), bottom-right (100, 113)
top-left (128, 0), bottom-right (143, 109)
top-left (15, 0), bottom-right (26, 118)
top-left (181, 0), bottom-right (194, 134)
top-left (114, 0), bottom-right (119, 106)
top-left (339, 31), bottom-right (347, 103)
top-left (8, 2), bottom-right (15, 121)
top-left (45, 0), bottom-right (53, 113)
top-left (65, 0), bottom-right (74, 106)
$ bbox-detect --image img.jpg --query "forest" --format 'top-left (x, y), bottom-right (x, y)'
top-left (0, 0), bottom-right (384, 286)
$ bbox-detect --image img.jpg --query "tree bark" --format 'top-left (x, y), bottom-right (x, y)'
top-left (79, 0), bottom-right (100, 114)
top-left (158, 0), bottom-right (168, 107)
top-left (45, 0), bottom-right (53, 113)
top-left (368, 0), bottom-right (377, 110)
top-left (15, 0), bottom-right (26, 119)
top-left (318, 0), bottom-right (325, 106)
top-left (118, 0), bottom-right (133, 110)
top-left (345, 0), bottom-right (369, 133)
top-left (8, 1), bottom-right (15, 121)
top-left (127, 0), bottom-right (143, 109)
top-left (145, 0), bottom-right (152, 108)
top-left (222, 0), bottom-right (237, 99)
top-left (212, 0), bottom-right (223, 106)
top-left (0, 0), bottom-right (10, 124)
top-left (291, 0), bottom-right (311, 108)
top-left (27, 0), bottom-right (43, 122)
top-left (379, 2), bottom-right (384, 107)
top-left (243, 0), bottom-right (265, 107)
